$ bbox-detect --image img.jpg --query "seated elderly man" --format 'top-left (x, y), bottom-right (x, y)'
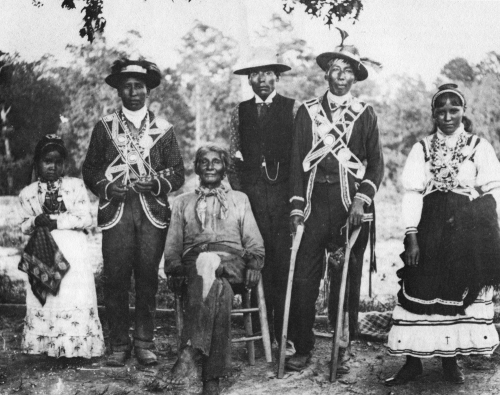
top-left (164, 144), bottom-right (265, 395)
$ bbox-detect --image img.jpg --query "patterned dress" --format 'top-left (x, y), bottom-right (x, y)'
top-left (387, 126), bottom-right (500, 358)
top-left (19, 177), bottom-right (105, 358)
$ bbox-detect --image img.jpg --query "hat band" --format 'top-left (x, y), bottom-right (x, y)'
top-left (121, 65), bottom-right (147, 74)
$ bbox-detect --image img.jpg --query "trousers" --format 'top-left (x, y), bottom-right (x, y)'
top-left (102, 190), bottom-right (167, 351)
top-left (243, 178), bottom-right (291, 341)
top-left (288, 183), bottom-right (369, 355)
top-left (180, 251), bottom-right (245, 380)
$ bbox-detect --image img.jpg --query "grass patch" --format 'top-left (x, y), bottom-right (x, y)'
top-left (0, 270), bottom-right (26, 304)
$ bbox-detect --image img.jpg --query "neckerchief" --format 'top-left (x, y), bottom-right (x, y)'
top-left (18, 226), bottom-right (71, 306)
top-left (122, 105), bottom-right (147, 129)
top-left (195, 185), bottom-right (229, 230)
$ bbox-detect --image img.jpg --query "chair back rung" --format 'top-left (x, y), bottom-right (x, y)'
top-left (232, 335), bottom-right (263, 343)
top-left (232, 307), bottom-right (260, 314)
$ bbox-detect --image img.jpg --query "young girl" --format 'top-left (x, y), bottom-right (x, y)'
top-left (18, 134), bottom-right (104, 358)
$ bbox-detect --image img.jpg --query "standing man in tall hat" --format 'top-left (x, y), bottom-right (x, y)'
top-left (83, 59), bottom-right (185, 366)
top-left (229, 47), bottom-right (296, 347)
top-left (287, 32), bottom-right (384, 373)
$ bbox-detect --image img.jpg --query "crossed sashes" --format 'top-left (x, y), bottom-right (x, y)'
top-left (302, 97), bottom-right (367, 179)
top-left (101, 112), bottom-right (172, 183)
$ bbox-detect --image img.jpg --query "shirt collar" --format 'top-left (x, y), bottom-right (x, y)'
top-left (436, 123), bottom-right (465, 140)
top-left (254, 90), bottom-right (277, 104)
top-left (327, 91), bottom-right (352, 107)
top-left (122, 105), bottom-right (148, 129)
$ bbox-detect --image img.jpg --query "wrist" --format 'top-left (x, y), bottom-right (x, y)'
top-left (353, 197), bottom-right (366, 207)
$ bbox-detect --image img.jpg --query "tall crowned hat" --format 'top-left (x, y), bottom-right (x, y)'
top-left (316, 29), bottom-right (376, 82)
top-left (233, 47), bottom-right (291, 75)
top-left (105, 59), bottom-right (162, 89)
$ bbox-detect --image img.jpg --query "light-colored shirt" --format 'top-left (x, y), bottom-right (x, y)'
top-left (254, 89), bottom-right (277, 104)
top-left (164, 189), bottom-right (265, 272)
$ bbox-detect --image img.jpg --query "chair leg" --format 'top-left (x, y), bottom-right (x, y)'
top-left (256, 277), bottom-right (273, 363)
top-left (175, 293), bottom-right (184, 356)
top-left (243, 289), bottom-right (256, 365)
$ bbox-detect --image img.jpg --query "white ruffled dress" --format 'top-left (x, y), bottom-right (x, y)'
top-left (18, 177), bottom-right (105, 358)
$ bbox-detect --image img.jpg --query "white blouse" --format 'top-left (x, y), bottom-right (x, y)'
top-left (402, 126), bottom-right (500, 232)
top-left (19, 177), bottom-right (93, 235)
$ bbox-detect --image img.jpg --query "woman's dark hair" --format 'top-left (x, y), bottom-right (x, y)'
top-left (194, 144), bottom-right (231, 177)
top-left (431, 84), bottom-right (473, 134)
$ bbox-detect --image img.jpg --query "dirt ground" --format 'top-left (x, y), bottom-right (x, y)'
top-left (2, 307), bottom-right (500, 395)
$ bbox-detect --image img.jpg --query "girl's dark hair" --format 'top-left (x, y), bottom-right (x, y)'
top-left (30, 134), bottom-right (67, 184)
top-left (34, 135), bottom-right (67, 164)
top-left (194, 144), bottom-right (231, 177)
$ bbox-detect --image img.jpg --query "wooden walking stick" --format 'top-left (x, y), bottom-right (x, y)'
top-left (330, 214), bottom-right (373, 382)
top-left (277, 224), bottom-right (304, 378)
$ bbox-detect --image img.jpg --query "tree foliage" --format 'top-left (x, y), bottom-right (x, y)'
top-left (177, 21), bottom-right (240, 161)
top-left (282, 0), bottom-right (363, 26)
top-left (32, 0), bottom-right (364, 43)
top-left (0, 53), bottom-right (66, 193)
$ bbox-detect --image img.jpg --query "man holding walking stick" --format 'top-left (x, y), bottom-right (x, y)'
top-left (286, 32), bottom-right (384, 374)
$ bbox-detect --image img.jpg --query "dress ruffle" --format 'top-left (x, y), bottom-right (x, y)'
top-left (387, 289), bottom-right (499, 358)
top-left (22, 306), bottom-right (104, 358)
top-left (21, 229), bottom-right (105, 358)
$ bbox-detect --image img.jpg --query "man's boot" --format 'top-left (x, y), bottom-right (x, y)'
top-left (285, 351), bottom-right (312, 371)
top-left (135, 348), bottom-right (158, 366)
top-left (203, 378), bottom-right (220, 395)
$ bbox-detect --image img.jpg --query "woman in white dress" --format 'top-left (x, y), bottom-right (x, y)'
top-left (386, 84), bottom-right (500, 386)
top-left (18, 134), bottom-right (105, 358)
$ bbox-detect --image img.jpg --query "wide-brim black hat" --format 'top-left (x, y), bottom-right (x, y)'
top-left (316, 45), bottom-right (368, 81)
top-left (105, 59), bottom-right (162, 89)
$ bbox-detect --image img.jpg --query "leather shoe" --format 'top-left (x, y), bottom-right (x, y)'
top-left (106, 350), bottom-right (130, 367)
top-left (385, 360), bottom-right (423, 386)
top-left (285, 352), bottom-right (312, 371)
top-left (135, 348), bottom-right (158, 366)
top-left (203, 378), bottom-right (220, 395)
top-left (442, 358), bottom-right (465, 384)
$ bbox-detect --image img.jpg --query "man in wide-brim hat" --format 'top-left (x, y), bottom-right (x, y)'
top-left (287, 38), bottom-right (384, 373)
top-left (228, 47), bottom-right (297, 353)
top-left (83, 58), bottom-right (185, 367)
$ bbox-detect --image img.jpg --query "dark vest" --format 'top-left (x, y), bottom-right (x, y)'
top-left (238, 94), bottom-right (295, 186)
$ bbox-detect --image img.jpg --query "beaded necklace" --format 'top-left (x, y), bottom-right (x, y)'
top-left (38, 178), bottom-right (66, 214)
top-left (429, 131), bottom-right (468, 191)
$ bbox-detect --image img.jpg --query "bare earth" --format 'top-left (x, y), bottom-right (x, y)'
top-left (1, 306), bottom-right (500, 395)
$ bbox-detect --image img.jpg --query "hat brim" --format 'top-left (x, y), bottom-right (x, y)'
top-left (105, 71), bottom-right (161, 89)
top-left (233, 63), bottom-right (291, 75)
top-left (316, 52), bottom-right (368, 81)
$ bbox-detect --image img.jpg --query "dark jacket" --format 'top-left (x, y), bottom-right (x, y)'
top-left (290, 92), bottom-right (384, 218)
top-left (82, 110), bottom-right (184, 229)
top-left (229, 93), bottom-right (295, 189)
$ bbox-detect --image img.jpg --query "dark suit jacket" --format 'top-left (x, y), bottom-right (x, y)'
top-left (82, 110), bottom-right (184, 229)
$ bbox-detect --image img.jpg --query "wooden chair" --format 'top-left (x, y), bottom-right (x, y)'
top-left (175, 277), bottom-right (273, 365)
